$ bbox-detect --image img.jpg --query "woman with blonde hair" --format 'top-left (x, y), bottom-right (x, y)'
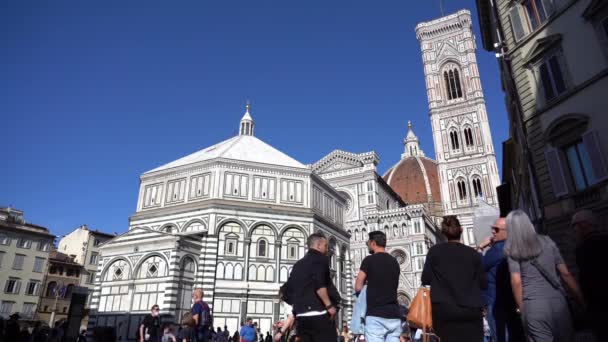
top-left (504, 210), bottom-right (585, 341)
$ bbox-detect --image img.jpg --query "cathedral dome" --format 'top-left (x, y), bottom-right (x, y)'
top-left (383, 157), bottom-right (441, 204)
top-left (382, 121), bottom-right (441, 205)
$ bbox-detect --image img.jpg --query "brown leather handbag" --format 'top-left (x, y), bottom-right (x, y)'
top-left (407, 286), bottom-right (435, 342)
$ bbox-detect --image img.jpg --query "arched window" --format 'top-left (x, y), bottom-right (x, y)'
top-left (457, 180), bottom-right (468, 200)
top-left (464, 127), bottom-right (474, 147)
top-left (472, 178), bottom-right (483, 198)
top-left (161, 225), bottom-right (177, 234)
top-left (64, 284), bottom-right (75, 298)
top-left (444, 69), bottom-right (464, 100)
top-left (216, 263), bottom-right (225, 279)
top-left (234, 264), bottom-right (243, 280)
top-left (46, 281), bottom-right (57, 297)
top-left (450, 131), bottom-right (460, 150)
top-left (257, 239), bottom-right (267, 257)
top-left (137, 256), bottom-right (168, 279)
top-left (354, 229), bottom-right (359, 241)
top-left (225, 263), bottom-right (234, 279)
top-left (257, 265), bottom-right (265, 281)
top-left (181, 257), bottom-right (196, 273)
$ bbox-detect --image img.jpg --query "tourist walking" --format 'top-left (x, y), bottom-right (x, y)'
top-left (355, 231), bottom-right (401, 342)
top-left (476, 217), bottom-right (524, 341)
top-left (572, 209), bottom-right (608, 341)
top-left (192, 289), bottom-right (212, 342)
top-left (140, 305), bottom-right (162, 342)
top-left (240, 318), bottom-right (257, 342)
top-left (421, 215), bottom-right (487, 342)
top-left (504, 210), bottom-right (585, 341)
top-left (284, 232), bottom-right (338, 342)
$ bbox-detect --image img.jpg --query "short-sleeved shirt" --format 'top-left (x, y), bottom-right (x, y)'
top-left (507, 236), bottom-right (565, 301)
top-left (360, 252), bottom-right (401, 318)
top-left (142, 315), bottom-right (161, 341)
top-left (239, 325), bottom-right (257, 342)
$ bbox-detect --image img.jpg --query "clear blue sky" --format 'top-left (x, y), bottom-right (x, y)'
top-left (1, 0), bottom-right (508, 238)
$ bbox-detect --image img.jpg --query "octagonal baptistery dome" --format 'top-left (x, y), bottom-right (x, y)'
top-left (383, 121), bottom-right (441, 206)
top-left (90, 104), bottom-right (352, 336)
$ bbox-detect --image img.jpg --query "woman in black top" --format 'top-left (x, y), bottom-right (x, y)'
top-left (421, 215), bottom-right (487, 342)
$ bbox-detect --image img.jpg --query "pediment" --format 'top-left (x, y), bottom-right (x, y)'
top-left (312, 150), bottom-right (367, 174)
top-left (436, 40), bottom-right (460, 63)
top-left (106, 226), bottom-right (172, 244)
top-left (523, 34), bottom-right (562, 65)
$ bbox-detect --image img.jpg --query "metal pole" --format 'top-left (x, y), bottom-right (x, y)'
top-left (49, 290), bottom-right (59, 326)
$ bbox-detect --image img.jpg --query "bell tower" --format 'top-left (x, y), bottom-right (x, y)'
top-left (415, 10), bottom-right (501, 246)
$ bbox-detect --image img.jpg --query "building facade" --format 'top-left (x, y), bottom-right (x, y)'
top-left (415, 10), bottom-right (502, 246)
top-left (58, 225), bottom-right (115, 326)
top-left (0, 208), bottom-right (54, 320)
top-left (37, 251), bottom-right (85, 326)
top-left (58, 226), bottom-right (114, 299)
top-left (88, 106), bottom-right (352, 341)
top-left (476, 0), bottom-right (608, 265)
top-left (313, 144), bottom-right (443, 307)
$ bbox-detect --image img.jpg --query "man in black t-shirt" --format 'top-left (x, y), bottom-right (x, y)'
top-left (355, 231), bottom-right (401, 342)
top-left (139, 304), bottom-right (162, 342)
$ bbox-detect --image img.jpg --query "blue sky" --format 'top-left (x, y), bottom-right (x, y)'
top-left (1, 0), bottom-right (507, 238)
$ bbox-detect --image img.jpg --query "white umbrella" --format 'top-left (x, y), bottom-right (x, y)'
top-left (473, 199), bottom-right (499, 246)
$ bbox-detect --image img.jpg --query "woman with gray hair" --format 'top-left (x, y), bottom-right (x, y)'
top-left (504, 210), bottom-right (585, 341)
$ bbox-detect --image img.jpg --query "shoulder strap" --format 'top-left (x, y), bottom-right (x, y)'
top-left (529, 259), bottom-right (565, 296)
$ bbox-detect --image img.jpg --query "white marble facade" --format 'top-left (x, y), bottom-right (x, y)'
top-left (89, 107), bottom-right (352, 340)
top-left (312, 150), bottom-right (442, 307)
top-left (415, 10), bottom-right (501, 246)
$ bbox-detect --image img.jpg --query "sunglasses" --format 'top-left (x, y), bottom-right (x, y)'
top-left (491, 226), bottom-right (506, 232)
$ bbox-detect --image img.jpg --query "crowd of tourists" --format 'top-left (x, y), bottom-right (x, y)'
top-left (3, 208), bottom-right (603, 342)
top-left (273, 208), bottom-right (605, 342)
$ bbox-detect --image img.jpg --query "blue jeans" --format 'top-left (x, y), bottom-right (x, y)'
top-left (364, 316), bottom-right (401, 342)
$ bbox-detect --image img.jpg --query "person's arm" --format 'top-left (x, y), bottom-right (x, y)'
top-left (139, 323), bottom-right (145, 342)
top-left (510, 272), bottom-right (523, 311)
top-left (475, 253), bottom-right (488, 290)
top-left (354, 270), bottom-right (367, 294)
top-left (192, 303), bottom-right (200, 326)
top-left (557, 263), bottom-right (586, 307)
top-left (480, 245), bottom-right (501, 272)
top-left (507, 257), bottom-right (523, 311)
top-left (421, 248), bottom-right (433, 286)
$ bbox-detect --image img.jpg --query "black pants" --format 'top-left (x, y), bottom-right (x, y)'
top-left (432, 302), bottom-right (483, 342)
top-left (296, 315), bottom-right (337, 342)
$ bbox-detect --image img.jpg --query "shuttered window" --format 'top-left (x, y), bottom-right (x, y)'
top-left (582, 130), bottom-right (608, 183)
top-left (545, 148), bottom-right (569, 197)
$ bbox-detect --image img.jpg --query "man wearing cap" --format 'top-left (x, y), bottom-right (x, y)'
top-left (572, 209), bottom-right (608, 341)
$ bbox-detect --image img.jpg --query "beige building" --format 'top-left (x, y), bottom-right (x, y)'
top-left (477, 0), bottom-right (608, 265)
top-left (58, 225), bottom-right (114, 302)
top-left (37, 250), bottom-right (85, 326)
top-left (0, 207), bottom-right (54, 320)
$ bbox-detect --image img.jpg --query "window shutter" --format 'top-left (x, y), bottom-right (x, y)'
top-left (15, 280), bottom-right (21, 294)
top-left (509, 6), bottom-right (527, 42)
top-left (544, 148), bottom-right (569, 197)
top-left (583, 130), bottom-right (608, 182)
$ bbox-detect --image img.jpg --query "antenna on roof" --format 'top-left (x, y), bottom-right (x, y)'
top-left (439, 0), bottom-right (444, 16)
